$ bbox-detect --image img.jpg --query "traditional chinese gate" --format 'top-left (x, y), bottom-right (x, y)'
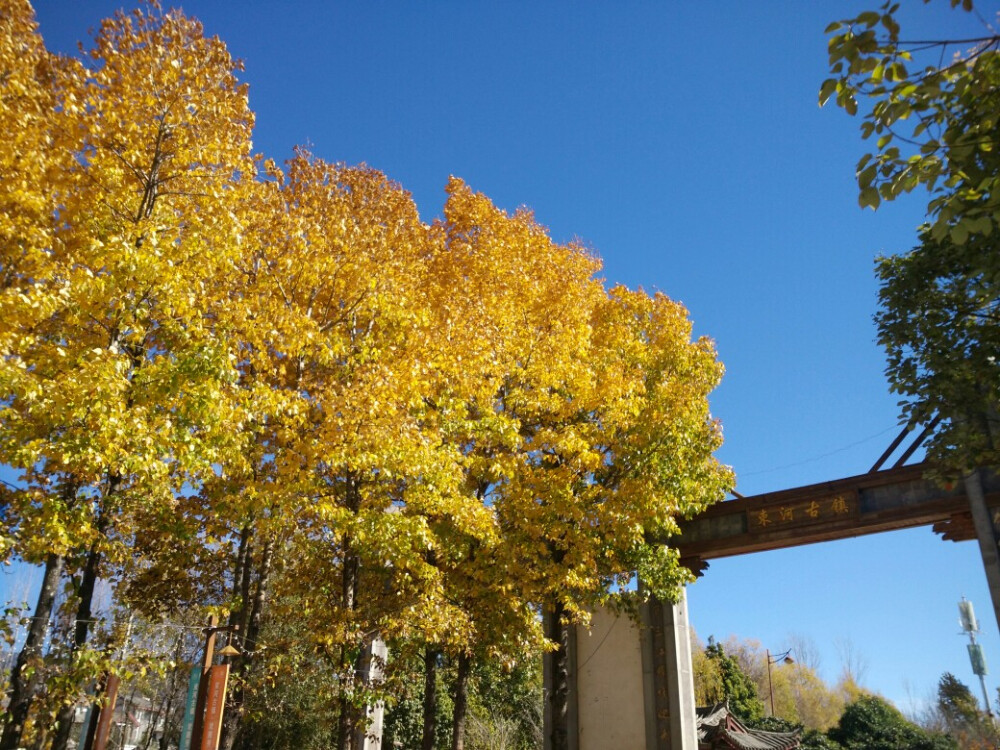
top-left (544, 433), bottom-right (1000, 750)
top-left (676, 463), bottom-right (1000, 574)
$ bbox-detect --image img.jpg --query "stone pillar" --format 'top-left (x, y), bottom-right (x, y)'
top-left (353, 638), bottom-right (388, 750)
top-left (550, 590), bottom-right (698, 750)
top-left (638, 590), bottom-right (698, 750)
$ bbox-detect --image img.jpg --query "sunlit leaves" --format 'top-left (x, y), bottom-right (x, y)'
top-left (0, 2), bottom-right (253, 573)
top-left (0, 7), bottom-right (734, 741)
top-left (822, 3), bottom-right (1000, 476)
top-left (875, 232), bottom-right (1000, 477)
top-left (822, 1), bottom-right (1000, 241)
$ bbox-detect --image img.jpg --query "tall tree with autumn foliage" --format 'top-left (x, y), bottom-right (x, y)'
top-left (417, 178), bottom-right (603, 749)
top-left (0, 2), bottom-right (80, 745)
top-left (521, 285), bottom-right (730, 750)
top-left (210, 154), bottom-right (493, 750)
top-left (422, 179), bottom-right (732, 750)
top-left (0, 4), bottom-right (253, 746)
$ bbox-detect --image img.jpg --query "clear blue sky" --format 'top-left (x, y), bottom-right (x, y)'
top-left (10, 0), bottom-right (997, 714)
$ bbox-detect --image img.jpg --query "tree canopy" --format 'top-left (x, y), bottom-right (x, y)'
top-left (0, 3), bottom-right (733, 749)
top-left (829, 695), bottom-right (957, 750)
top-left (822, 1), bottom-right (1000, 474)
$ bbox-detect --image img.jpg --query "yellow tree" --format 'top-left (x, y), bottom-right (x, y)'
top-left (207, 152), bottom-right (487, 750)
top-left (0, 6), bottom-right (253, 746)
top-left (0, 2), bottom-right (82, 746)
top-left (499, 284), bottom-right (731, 750)
top-left (422, 179), bottom-right (732, 750)
top-left (415, 177), bottom-right (604, 750)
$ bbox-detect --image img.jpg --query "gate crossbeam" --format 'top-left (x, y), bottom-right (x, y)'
top-left (675, 463), bottom-right (1000, 574)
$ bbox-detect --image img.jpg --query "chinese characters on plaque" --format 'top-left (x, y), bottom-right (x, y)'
top-left (747, 492), bottom-right (856, 533)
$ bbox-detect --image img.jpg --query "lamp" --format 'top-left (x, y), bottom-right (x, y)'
top-left (766, 649), bottom-right (793, 716)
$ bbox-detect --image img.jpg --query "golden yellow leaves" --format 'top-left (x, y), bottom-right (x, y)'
top-left (0, 4), bottom-right (732, 688)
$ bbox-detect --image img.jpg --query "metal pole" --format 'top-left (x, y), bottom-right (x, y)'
top-left (978, 671), bottom-right (992, 718)
top-left (766, 650), bottom-right (775, 716)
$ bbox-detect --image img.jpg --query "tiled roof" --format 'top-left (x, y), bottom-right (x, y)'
top-left (697, 703), bottom-right (801, 750)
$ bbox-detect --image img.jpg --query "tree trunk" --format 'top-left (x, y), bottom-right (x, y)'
top-left (144, 638), bottom-right (183, 750)
top-left (219, 534), bottom-right (274, 750)
top-left (336, 553), bottom-right (361, 750)
top-left (51, 536), bottom-right (105, 750)
top-left (336, 475), bottom-right (362, 750)
top-left (217, 524), bottom-right (252, 750)
top-left (421, 647), bottom-right (439, 750)
top-left (547, 602), bottom-right (570, 750)
top-left (450, 652), bottom-right (472, 750)
top-left (0, 553), bottom-right (65, 750)
top-left (158, 684), bottom-right (184, 750)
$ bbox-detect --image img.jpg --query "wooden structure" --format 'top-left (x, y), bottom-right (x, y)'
top-left (675, 463), bottom-right (1000, 575)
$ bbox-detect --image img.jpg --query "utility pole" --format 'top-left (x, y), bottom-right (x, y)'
top-left (958, 598), bottom-right (994, 718)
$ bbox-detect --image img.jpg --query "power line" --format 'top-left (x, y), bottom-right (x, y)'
top-left (738, 424), bottom-right (900, 479)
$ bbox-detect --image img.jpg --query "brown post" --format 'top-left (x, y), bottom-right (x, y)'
top-left (200, 665), bottom-right (230, 750)
top-left (81, 674), bottom-right (121, 750)
top-left (93, 675), bottom-right (120, 750)
top-left (189, 615), bottom-right (219, 750)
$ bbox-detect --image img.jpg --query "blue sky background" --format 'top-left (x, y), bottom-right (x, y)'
top-left (7, 0), bottom-right (997, 713)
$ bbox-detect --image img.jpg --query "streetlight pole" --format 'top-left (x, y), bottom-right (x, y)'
top-left (766, 649), bottom-right (793, 717)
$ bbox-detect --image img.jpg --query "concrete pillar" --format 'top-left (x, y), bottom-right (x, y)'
top-left (966, 470), bottom-right (1000, 639)
top-left (639, 590), bottom-right (698, 750)
top-left (548, 590), bottom-right (699, 750)
top-left (353, 638), bottom-right (388, 750)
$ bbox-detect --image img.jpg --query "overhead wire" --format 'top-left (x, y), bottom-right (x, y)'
top-left (738, 424), bottom-right (902, 479)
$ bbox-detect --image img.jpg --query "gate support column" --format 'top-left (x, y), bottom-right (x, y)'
top-left (966, 470), bottom-right (1000, 638)
top-left (548, 590), bottom-right (698, 749)
top-left (640, 589), bottom-right (698, 750)
top-left (543, 607), bottom-right (579, 750)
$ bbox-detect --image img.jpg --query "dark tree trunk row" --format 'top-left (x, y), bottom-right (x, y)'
top-left (219, 527), bottom-right (275, 750)
top-left (0, 553), bottom-right (65, 750)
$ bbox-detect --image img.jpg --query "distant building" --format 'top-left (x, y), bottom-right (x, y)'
top-left (697, 703), bottom-right (801, 750)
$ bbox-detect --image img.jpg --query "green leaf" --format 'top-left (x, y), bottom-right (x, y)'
top-left (819, 78), bottom-right (838, 106)
top-left (857, 11), bottom-right (881, 26)
top-left (859, 186), bottom-right (881, 209)
top-left (858, 163), bottom-right (878, 188)
top-left (948, 222), bottom-right (969, 245)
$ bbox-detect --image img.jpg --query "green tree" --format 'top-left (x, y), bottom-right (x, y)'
top-left (822, 3), bottom-right (1000, 476)
top-left (936, 672), bottom-right (999, 749)
top-left (875, 232), bottom-right (998, 475)
top-left (801, 729), bottom-right (844, 750)
top-left (829, 695), bottom-right (957, 750)
top-left (703, 638), bottom-right (766, 725)
top-left (821, 1), bottom-right (1000, 241)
